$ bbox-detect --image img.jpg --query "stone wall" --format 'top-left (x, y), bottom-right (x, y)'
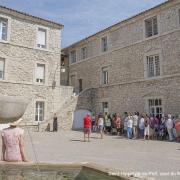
top-left (9, 15), bottom-right (61, 53)
top-left (74, 75), bottom-right (180, 116)
top-left (64, 1), bottom-right (180, 59)
top-left (0, 81), bottom-right (73, 125)
top-left (63, 1), bottom-right (180, 116)
top-left (0, 43), bottom-right (61, 86)
top-left (68, 30), bottom-right (180, 89)
top-left (0, 8), bottom-right (74, 126)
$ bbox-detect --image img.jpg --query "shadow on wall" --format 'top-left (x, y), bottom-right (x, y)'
top-left (72, 109), bottom-right (91, 130)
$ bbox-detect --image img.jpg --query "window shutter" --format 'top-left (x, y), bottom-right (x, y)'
top-left (36, 64), bottom-right (45, 80)
top-left (0, 59), bottom-right (4, 71)
top-left (0, 21), bottom-right (2, 39)
top-left (37, 29), bottom-right (46, 45)
top-left (2, 22), bottom-right (7, 40)
top-left (153, 18), bottom-right (158, 35)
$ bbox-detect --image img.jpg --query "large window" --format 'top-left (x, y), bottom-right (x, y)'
top-left (35, 101), bottom-right (44, 121)
top-left (0, 18), bottom-right (8, 41)
top-left (0, 58), bottom-right (5, 80)
top-left (37, 28), bottom-right (46, 48)
top-left (101, 67), bottom-right (108, 85)
top-left (81, 47), bottom-right (87, 60)
top-left (36, 64), bottom-right (45, 83)
top-left (149, 99), bottom-right (162, 118)
top-left (70, 50), bottom-right (76, 64)
top-left (145, 16), bottom-right (158, 38)
top-left (146, 55), bottom-right (160, 78)
top-left (101, 36), bottom-right (108, 52)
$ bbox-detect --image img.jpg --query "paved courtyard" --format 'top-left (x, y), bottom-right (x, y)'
top-left (1, 130), bottom-right (180, 179)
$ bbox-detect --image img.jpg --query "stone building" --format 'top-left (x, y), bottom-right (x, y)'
top-left (0, 6), bottom-right (74, 129)
top-left (63, 0), bottom-right (180, 117)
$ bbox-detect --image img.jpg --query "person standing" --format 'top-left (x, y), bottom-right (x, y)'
top-left (123, 112), bottom-right (128, 137)
top-left (91, 113), bottom-right (96, 132)
top-left (127, 115), bottom-right (133, 139)
top-left (1, 119), bottom-right (28, 162)
top-left (139, 114), bottom-right (145, 139)
top-left (104, 112), bottom-right (108, 134)
top-left (98, 113), bottom-right (104, 139)
top-left (149, 115), bottom-right (155, 139)
top-left (144, 114), bottom-right (150, 140)
top-left (105, 114), bottom-right (112, 134)
top-left (53, 113), bottom-right (58, 132)
top-left (133, 112), bottom-right (139, 139)
top-left (175, 115), bottom-right (180, 142)
top-left (166, 114), bottom-right (174, 141)
top-left (115, 114), bottom-right (121, 135)
top-left (83, 113), bottom-right (91, 142)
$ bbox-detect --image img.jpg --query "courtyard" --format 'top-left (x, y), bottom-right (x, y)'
top-left (3, 130), bottom-right (178, 180)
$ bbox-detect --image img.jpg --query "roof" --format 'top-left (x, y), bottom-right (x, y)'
top-left (0, 5), bottom-right (63, 29)
top-left (63, 0), bottom-right (176, 50)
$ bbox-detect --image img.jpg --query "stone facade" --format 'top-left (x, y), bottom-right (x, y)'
top-left (0, 6), bottom-right (73, 127)
top-left (63, 0), bottom-right (180, 117)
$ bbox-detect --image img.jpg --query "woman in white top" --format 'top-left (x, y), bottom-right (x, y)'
top-left (139, 115), bottom-right (145, 138)
top-left (98, 114), bottom-right (104, 139)
top-left (127, 115), bottom-right (133, 139)
top-left (166, 114), bottom-right (174, 141)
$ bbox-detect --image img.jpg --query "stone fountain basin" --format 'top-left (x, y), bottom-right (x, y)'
top-left (0, 162), bottom-right (131, 180)
top-left (0, 96), bottom-right (29, 124)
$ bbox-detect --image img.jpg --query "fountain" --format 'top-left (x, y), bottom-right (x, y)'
top-left (0, 95), bottom-right (29, 124)
top-left (0, 96), bottom-right (128, 180)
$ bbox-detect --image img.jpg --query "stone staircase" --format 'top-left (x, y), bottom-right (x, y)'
top-left (40, 95), bottom-right (78, 131)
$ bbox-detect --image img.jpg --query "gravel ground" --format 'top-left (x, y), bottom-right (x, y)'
top-left (1, 130), bottom-right (180, 180)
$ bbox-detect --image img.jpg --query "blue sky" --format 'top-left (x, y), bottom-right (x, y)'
top-left (0, 0), bottom-right (166, 47)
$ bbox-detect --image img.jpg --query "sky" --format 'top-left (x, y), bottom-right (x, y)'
top-left (0, 0), bottom-right (166, 48)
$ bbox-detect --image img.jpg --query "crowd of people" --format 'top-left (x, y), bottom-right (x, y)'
top-left (84, 112), bottom-right (180, 142)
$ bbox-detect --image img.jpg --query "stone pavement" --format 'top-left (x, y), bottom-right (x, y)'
top-left (1, 130), bottom-right (180, 180)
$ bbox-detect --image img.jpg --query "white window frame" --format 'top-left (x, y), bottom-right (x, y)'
top-left (101, 36), bottom-right (108, 52)
top-left (0, 14), bottom-right (11, 43)
top-left (37, 28), bottom-right (46, 48)
top-left (101, 67), bottom-right (109, 85)
top-left (0, 19), bottom-right (8, 41)
top-left (70, 50), bottom-right (76, 64)
top-left (36, 26), bottom-right (49, 50)
top-left (0, 58), bottom-right (5, 80)
top-left (35, 101), bottom-right (45, 122)
top-left (35, 63), bottom-right (45, 84)
top-left (81, 47), bottom-right (87, 60)
top-left (146, 55), bottom-right (160, 78)
top-left (144, 50), bottom-right (162, 80)
top-left (148, 99), bottom-right (163, 117)
top-left (144, 16), bottom-right (158, 38)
